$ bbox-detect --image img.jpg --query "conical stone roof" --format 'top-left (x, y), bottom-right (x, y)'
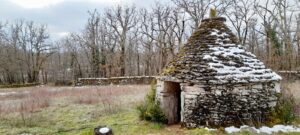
top-left (161, 17), bottom-right (281, 84)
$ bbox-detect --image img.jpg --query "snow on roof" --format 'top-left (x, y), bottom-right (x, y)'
top-left (161, 17), bottom-right (281, 84)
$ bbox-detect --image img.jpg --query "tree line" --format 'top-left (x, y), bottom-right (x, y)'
top-left (0, 0), bottom-right (300, 84)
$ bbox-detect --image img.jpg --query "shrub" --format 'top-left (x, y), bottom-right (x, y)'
top-left (137, 81), bottom-right (167, 123)
top-left (269, 94), bottom-right (296, 125)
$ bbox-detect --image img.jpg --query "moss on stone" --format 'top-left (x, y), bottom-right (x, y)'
top-left (209, 8), bottom-right (217, 18)
top-left (162, 66), bottom-right (176, 75)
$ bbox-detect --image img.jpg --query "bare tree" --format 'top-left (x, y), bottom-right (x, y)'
top-left (105, 5), bottom-right (138, 76)
top-left (81, 10), bottom-right (102, 77)
top-left (172, 0), bottom-right (218, 29)
top-left (224, 0), bottom-right (255, 46)
top-left (255, 0), bottom-right (297, 70)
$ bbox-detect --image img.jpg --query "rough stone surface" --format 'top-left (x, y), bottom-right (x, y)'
top-left (161, 17), bottom-right (281, 84)
top-left (181, 82), bottom-right (280, 128)
top-left (278, 71), bottom-right (300, 80)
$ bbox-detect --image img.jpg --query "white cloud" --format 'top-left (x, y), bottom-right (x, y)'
top-left (9, 0), bottom-right (128, 9)
top-left (81, 0), bottom-right (134, 6)
top-left (87, 0), bottom-right (122, 4)
top-left (10, 0), bottom-right (65, 9)
top-left (53, 32), bottom-right (70, 39)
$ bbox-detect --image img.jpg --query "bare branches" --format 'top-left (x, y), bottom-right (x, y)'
top-left (104, 5), bottom-right (138, 76)
top-left (0, 20), bottom-right (54, 84)
top-left (2, 0), bottom-right (300, 84)
top-left (172, 0), bottom-right (217, 29)
top-left (224, 0), bottom-right (256, 46)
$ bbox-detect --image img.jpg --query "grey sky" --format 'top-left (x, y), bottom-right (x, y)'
top-left (0, 0), bottom-right (161, 40)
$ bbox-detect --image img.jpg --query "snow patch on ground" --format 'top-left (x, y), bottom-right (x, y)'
top-left (0, 91), bottom-right (17, 96)
top-left (204, 127), bottom-right (217, 131)
top-left (225, 125), bottom-right (300, 134)
top-left (0, 91), bottom-right (29, 96)
top-left (225, 126), bottom-right (241, 133)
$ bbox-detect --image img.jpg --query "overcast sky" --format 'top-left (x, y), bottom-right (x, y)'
top-left (0, 0), bottom-right (161, 40)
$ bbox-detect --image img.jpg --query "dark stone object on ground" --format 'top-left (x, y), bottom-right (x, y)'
top-left (94, 126), bottom-right (113, 135)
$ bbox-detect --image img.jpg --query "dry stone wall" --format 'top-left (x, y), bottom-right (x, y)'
top-left (156, 17), bottom-right (282, 127)
top-left (181, 81), bottom-right (280, 128)
top-left (77, 76), bottom-right (155, 85)
top-left (278, 71), bottom-right (300, 80)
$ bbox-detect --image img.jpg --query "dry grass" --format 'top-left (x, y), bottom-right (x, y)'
top-left (283, 80), bottom-right (300, 100)
top-left (0, 85), bottom-right (149, 129)
top-left (282, 80), bottom-right (300, 115)
top-left (0, 85), bottom-right (149, 114)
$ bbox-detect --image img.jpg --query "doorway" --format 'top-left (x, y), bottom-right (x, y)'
top-left (163, 81), bottom-right (181, 124)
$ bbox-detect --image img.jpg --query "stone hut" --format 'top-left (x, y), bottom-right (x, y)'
top-left (156, 17), bottom-right (282, 127)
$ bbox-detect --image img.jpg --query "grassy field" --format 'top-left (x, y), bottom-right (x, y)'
top-left (0, 83), bottom-right (300, 135)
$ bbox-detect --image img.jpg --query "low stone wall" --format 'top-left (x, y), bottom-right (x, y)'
top-left (278, 71), bottom-right (300, 80)
top-left (77, 76), bottom-right (155, 85)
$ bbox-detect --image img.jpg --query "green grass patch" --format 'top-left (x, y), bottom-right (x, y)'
top-left (1, 104), bottom-right (300, 135)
